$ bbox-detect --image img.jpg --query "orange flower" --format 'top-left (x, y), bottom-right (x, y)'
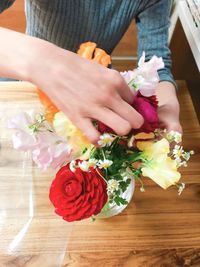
top-left (77, 41), bottom-right (97, 59)
top-left (37, 89), bottom-right (59, 122)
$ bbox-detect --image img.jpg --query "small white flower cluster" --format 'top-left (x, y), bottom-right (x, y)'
top-left (173, 145), bottom-right (194, 167)
top-left (69, 159), bottom-right (113, 172)
top-left (107, 179), bottom-right (119, 194)
top-left (166, 130), bottom-right (182, 143)
top-left (98, 133), bottom-right (114, 147)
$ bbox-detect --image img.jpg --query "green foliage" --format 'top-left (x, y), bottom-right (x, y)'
top-left (88, 135), bottom-right (144, 207)
top-left (114, 196), bottom-right (128, 206)
top-left (119, 179), bottom-right (131, 193)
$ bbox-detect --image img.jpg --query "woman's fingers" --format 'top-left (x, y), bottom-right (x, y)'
top-left (72, 117), bottom-right (100, 144)
top-left (93, 107), bottom-right (132, 136)
top-left (108, 95), bottom-right (144, 130)
top-left (110, 70), bottom-right (134, 104)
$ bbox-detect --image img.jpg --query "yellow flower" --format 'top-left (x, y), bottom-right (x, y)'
top-left (137, 138), bottom-right (181, 189)
top-left (53, 112), bottom-right (93, 158)
top-left (141, 157), bottom-right (180, 189)
top-left (137, 138), bottom-right (170, 160)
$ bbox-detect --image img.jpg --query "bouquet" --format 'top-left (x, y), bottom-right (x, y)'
top-left (8, 42), bottom-right (193, 222)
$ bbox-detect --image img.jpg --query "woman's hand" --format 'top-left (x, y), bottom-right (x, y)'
top-left (0, 28), bottom-right (144, 144)
top-left (31, 43), bottom-right (144, 143)
top-left (156, 81), bottom-right (182, 133)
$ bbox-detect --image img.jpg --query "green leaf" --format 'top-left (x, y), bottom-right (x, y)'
top-left (101, 202), bottom-right (110, 212)
top-left (119, 178), bottom-right (131, 192)
top-left (114, 196), bottom-right (128, 206)
top-left (127, 152), bottom-right (144, 162)
top-left (82, 147), bottom-right (88, 154)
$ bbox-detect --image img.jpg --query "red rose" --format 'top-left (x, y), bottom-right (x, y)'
top-left (132, 92), bottom-right (158, 133)
top-left (49, 163), bottom-right (108, 222)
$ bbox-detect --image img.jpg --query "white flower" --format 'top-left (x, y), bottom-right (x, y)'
top-left (173, 145), bottom-right (184, 160)
top-left (69, 160), bottom-right (76, 172)
top-left (88, 158), bottom-right (98, 168)
top-left (128, 135), bottom-right (135, 148)
top-left (182, 150), bottom-right (194, 161)
top-left (182, 161), bottom-right (188, 167)
top-left (173, 146), bottom-right (194, 168)
top-left (178, 183), bottom-right (185, 195)
top-left (190, 150), bottom-right (195, 155)
top-left (107, 179), bottom-right (119, 194)
top-left (78, 161), bottom-right (90, 172)
top-left (77, 159), bottom-right (98, 172)
top-left (167, 130), bottom-right (182, 143)
top-left (182, 152), bottom-right (191, 161)
top-left (98, 159), bottom-right (113, 169)
top-left (98, 133), bottom-right (114, 147)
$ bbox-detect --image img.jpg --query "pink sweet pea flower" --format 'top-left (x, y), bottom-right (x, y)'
top-left (120, 52), bottom-right (164, 97)
top-left (32, 132), bottom-right (72, 170)
top-left (137, 52), bottom-right (164, 97)
top-left (8, 112), bottom-right (38, 150)
top-left (8, 112), bottom-right (72, 170)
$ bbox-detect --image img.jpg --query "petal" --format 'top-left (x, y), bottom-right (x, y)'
top-left (142, 157), bottom-right (181, 189)
top-left (12, 131), bottom-right (37, 151)
top-left (8, 112), bottom-right (31, 131)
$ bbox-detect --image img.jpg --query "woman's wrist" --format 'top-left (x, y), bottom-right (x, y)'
top-left (156, 81), bottom-right (182, 133)
top-left (156, 81), bottom-right (179, 107)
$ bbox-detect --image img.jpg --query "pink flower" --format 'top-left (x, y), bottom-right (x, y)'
top-left (120, 70), bottom-right (143, 96)
top-left (120, 70), bottom-right (136, 84)
top-left (132, 92), bottom-right (159, 133)
top-left (32, 132), bottom-right (72, 170)
top-left (8, 112), bottom-right (38, 150)
top-left (137, 52), bottom-right (164, 97)
top-left (120, 53), bottom-right (164, 97)
top-left (8, 112), bottom-right (72, 170)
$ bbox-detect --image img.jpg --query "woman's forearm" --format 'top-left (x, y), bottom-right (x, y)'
top-left (0, 27), bottom-right (145, 143)
top-left (0, 27), bottom-right (45, 81)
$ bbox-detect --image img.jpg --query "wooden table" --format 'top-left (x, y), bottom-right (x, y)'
top-left (0, 82), bottom-right (200, 267)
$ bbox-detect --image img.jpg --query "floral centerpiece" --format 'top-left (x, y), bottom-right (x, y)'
top-left (8, 42), bottom-right (193, 222)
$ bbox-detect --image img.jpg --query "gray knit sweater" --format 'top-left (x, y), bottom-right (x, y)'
top-left (0, 0), bottom-right (175, 85)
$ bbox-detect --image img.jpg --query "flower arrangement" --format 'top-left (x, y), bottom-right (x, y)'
top-left (8, 42), bottom-right (193, 222)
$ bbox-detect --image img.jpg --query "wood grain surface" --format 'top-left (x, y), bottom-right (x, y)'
top-left (0, 81), bottom-right (199, 267)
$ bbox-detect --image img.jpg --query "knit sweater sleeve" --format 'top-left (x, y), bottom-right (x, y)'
top-left (136, 0), bottom-right (176, 88)
top-left (0, 0), bottom-right (15, 13)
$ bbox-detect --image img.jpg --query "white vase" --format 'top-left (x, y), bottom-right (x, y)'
top-left (97, 177), bottom-right (135, 218)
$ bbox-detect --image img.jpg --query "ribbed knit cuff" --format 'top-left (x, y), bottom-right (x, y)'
top-left (158, 69), bottom-right (178, 91)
